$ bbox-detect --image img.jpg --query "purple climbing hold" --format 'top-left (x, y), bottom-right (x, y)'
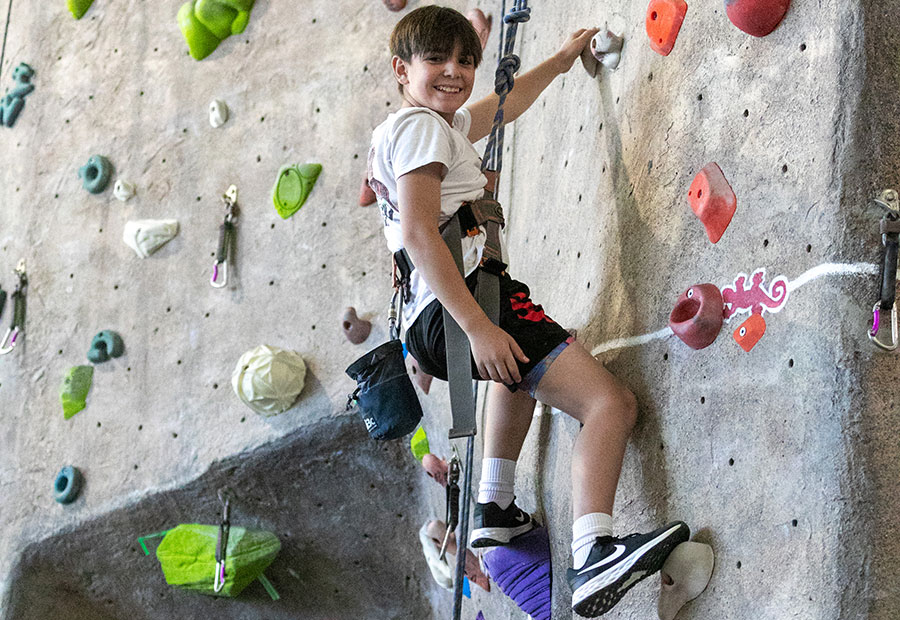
top-left (482, 526), bottom-right (551, 620)
top-left (476, 612), bottom-right (486, 620)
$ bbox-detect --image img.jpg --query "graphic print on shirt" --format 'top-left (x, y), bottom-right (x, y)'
top-left (367, 146), bottom-right (397, 226)
top-left (510, 292), bottom-right (556, 324)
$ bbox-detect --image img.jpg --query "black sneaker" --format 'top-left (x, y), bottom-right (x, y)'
top-left (567, 521), bottom-right (690, 617)
top-left (469, 500), bottom-right (535, 548)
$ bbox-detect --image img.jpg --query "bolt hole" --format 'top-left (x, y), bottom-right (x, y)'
top-left (700, 396), bottom-right (705, 404)
top-left (728, 458), bottom-right (735, 466)
top-left (651, 11), bottom-right (658, 19)
top-left (737, 561), bottom-right (742, 569)
top-left (763, 239), bottom-right (769, 248)
top-left (213, 383), bottom-right (218, 389)
top-left (782, 164), bottom-right (788, 173)
top-left (788, 359), bottom-right (794, 368)
top-left (799, 43), bottom-right (807, 52)
top-left (697, 93), bottom-right (703, 101)
top-left (806, 244), bottom-right (812, 253)
top-left (663, 352), bottom-right (668, 361)
top-left (791, 519), bottom-right (798, 527)
top-left (743, 109), bottom-right (749, 117)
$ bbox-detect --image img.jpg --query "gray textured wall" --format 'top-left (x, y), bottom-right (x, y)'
top-left (0, 0), bottom-right (897, 619)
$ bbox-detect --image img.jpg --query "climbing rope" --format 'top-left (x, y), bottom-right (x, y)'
top-left (480, 0), bottom-right (531, 193)
top-left (0, 0), bottom-right (12, 83)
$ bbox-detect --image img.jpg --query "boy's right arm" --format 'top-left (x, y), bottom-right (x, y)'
top-left (397, 163), bottom-right (529, 384)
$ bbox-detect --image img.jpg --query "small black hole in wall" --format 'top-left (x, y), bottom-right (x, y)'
top-left (58, 349), bottom-right (63, 355)
top-left (353, 153), bottom-right (359, 159)
top-left (213, 383), bottom-right (218, 389)
top-left (321, 222), bottom-right (327, 227)
top-left (700, 396), bottom-right (705, 404)
top-left (577, 252), bottom-right (581, 258)
top-left (127, 367), bottom-right (131, 372)
top-left (788, 359), bottom-right (794, 368)
top-left (322, 264), bottom-right (327, 269)
top-left (176, 360), bottom-right (182, 365)
top-left (241, 417), bottom-right (246, 423)
top-left (138, 425), bottom-right (143, 430)
top-left (729, 458), bottom-right (735, 466)
top-left (587, 282), bottom-right (590, 289)
top-left (578, 194), bottom-right (582, 202)
top-left (743, 109), bottom-right (749, 117)
top-left (113, 284), bottom-right (118, 290)
top-left (161, 158), bottom-right (166, 164)
top-left (312, 17), bottom-right (317, 23)
top-left (782, 164), bottom-right (788, 173)
top-left (99, 228), bottom-right (103, 233)
top-left (663, 352), bottom-right (668, 361)
top-left (197, 196), bottom-right (202, 202)
top-left (799, 43), bottom-right (806, 51)
top-left (806, 244), bottom-right (812, 253)
top-left (269, 280), bottom-right (274, 286)
top-left (362, 271), bottom-right (367, 277)
top-left (134, 464), bottom-right (139, 470)
top-left (55, 194), bottom-right (59, 199)
top-left (791, 519), bottom-right (798, 527)
top-left (69, 273), bottom-right (74, 279)
top-left (579, 124), bottom-right (583, 132)
top-left (737, 561), bottom-right (742, 569)
top-left (260, 116), bottom-right (265, 122)
top-left (697, 93), bottom-right (703, 101)
top-left (315, 107), bottom-right (321, 113)
top-left (166, 307), bottom-right (171, 313)
top-left (363, 65), bottom-right (368, 72)
top-left (648, 72), bottom-right (653, 82)
top-left (386, 101), bottom-right (391, 107)
top-left (204, 312), bottom-right (210, 318)
top-left (97, 422), bottom-right (101, 428)
top-left (564, 160), bottom-right (568, 168)
top-left (556, 249), bottom-right (560, 256)
top-left (271, 223), bottom-right (275, 229)
top-left (139, 91), bottom-right (144, 96)
top-left (257, 155), bottom-right (261, 162)
top-left (763, 239), bottom-right (769, 248)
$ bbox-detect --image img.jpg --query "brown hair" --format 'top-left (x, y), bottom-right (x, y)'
top-left (390, 6), bottom-right (483, 92)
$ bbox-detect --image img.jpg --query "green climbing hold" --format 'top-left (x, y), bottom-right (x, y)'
top-left (66, 0), bottom-right (95, 19)
top-left (273, 163), bottom-right (322, 219)
top-left (87, 330), bottom-right (125, 363)
top-left (178, 0), bottom-right (256, 61)
top-left (60, 366), bottom-right (94, 419)
top-left (410, 426), bottom-right (430, 461)
top-left (155, 524), bottom-right (280, 597)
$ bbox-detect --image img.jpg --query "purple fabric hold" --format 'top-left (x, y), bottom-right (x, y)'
top-left (482, 526), bottom-right (552, 620)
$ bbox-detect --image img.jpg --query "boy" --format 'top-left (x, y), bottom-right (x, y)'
top-left (367, 6), bottom-right (689, 617)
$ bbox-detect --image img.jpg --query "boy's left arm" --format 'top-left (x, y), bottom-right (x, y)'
top-left (467, 28), bottom-right (600, 143)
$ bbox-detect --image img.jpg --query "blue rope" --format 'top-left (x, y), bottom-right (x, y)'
top-left (480, 0), bottom-right (530, 184)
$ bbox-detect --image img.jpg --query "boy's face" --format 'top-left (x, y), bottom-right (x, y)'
top-left (393, 43), bottom-right (475, 122)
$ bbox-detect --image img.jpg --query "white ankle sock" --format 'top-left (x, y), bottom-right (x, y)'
top-left (572, 512), bottom-right (614, 569)
top-left (477, 458), bottom-right (516, 509)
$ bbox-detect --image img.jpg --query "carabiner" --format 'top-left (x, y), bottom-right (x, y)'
top-left (439, 455), bottom-right (461, 561)
top-left (0, 260), bottom-right (27, 356)
top-left (213, 488), bottom-right (232, 592)
top-left (869, 303), bottom-right (898, 351)
top-left (210, 185), bottom-right (237, 289)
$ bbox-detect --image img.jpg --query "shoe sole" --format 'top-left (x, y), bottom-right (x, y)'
top-left (571, 522), bottom-right (689, 617)
top-left (469, 522), bottom-right (534, 548)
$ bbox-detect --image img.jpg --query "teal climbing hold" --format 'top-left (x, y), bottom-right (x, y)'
top-left (178, 0), bottom-right (256, 61)
top-left (78, 155), bottom-right (113, 194)
top-left (54, 466), bottom-right (84, 504)
top-left (273, 163), bottom-right (322, 219)
top-left (1, 63), bottom-right (35, 128)
top-left (87, 330), bottom-right (125, 363)
top-left (66, 0), bottom-right (95, 19)
top-left (60, 365), bottom-right (94, 419)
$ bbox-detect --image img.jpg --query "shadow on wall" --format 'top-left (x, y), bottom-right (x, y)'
top-left (2, 416), bottom-right (435, 620)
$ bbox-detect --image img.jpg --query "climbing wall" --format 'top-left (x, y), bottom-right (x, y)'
top-left (0, 0), bottom-right (898, 619)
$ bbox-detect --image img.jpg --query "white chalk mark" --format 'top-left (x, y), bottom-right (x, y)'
top-left (786, 262), bottom-right (878, 292)
top-left (590, 262), bottom-right (878, 357)
top-left (591, 326), bottom-right (673, 356)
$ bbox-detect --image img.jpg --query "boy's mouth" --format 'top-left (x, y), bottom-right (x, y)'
top-left (434, 85), bottom-right (462, 93)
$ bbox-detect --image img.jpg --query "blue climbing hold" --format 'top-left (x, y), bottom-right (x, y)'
top-left (54, 466), bottom-right (83, 504)
top-left (87, 330), bottom-right (125, 363)
top-left (78, 155), bottom-right (113, 194)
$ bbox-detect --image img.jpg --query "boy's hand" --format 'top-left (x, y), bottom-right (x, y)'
top-left (552, 28), bottom-right (601, 74)
top-left (467, 321), bottom-right (529, 384)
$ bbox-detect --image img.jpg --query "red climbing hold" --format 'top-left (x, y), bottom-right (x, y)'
top-left (646, 0), bottom-right (688, 56)
top-left (668, 284), bottom-right (724, 350)
top-left (733, 313), bottom-right (766, 351)
top-left (342, 307), bottom-right (372, 344)
top-left (688, 163), bottom-right (736, 244)
top-left (725, 0), bottom-right (790, 38)
top-left (383, 0), bottom-right (406, 11)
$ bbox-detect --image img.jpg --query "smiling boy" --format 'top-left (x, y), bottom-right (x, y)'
top-left (366, 6), bottom-right (690, 617)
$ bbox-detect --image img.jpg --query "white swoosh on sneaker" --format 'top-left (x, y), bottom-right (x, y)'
top-left (577, 544), bottom-right (627, 575)
top-left (515, 513), bottom-right (527, 523)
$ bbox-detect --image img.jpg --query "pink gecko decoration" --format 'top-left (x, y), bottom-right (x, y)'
top-left (721, 269), bottom-right (789, 320)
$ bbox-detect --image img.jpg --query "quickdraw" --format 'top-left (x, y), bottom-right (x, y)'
top-left (213, 488), bottom-right (232, 593)
top-left (869, 190), bottom-right (899, 351)
top-left (0, 259), bottom-right (27, 355)
top-left (210, 185), bottom-right (238, 288)
top-left (439, 454), bottom-right (462, 561)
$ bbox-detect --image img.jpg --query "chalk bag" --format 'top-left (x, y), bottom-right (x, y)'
top-left (345, 339), bottom-right (422, 440)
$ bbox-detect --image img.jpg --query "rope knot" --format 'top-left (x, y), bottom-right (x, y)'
top-left (504, 8), bottom-right (531, 24)
top-left (494, 54), bottom-right (520, 96)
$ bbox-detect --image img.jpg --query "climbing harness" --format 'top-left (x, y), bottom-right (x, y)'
top-left (869, 189), bottom-right (900, 351)
top-left (211, 184), bottom-right (238, 288)
top-left (439, 453), bottom-right (462, 561)
top-left (0, 259), bottom-right (27, 355)
top-left (214, 488), bottom-right (232, 593)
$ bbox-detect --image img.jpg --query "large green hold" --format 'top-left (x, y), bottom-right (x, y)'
top-left (60, 366), bottom-right (93, 419)
top-left (178, 0), bottom-right (256, 61)
top-left (67, 0), bottom-right (95, 19)
top-left (155, 524), bottom-right (280, 597)
top-left (273, 163), bottom-right (322, 219)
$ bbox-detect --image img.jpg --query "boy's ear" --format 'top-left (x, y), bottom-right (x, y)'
top-left (391, 55), bottom-right (410, 86)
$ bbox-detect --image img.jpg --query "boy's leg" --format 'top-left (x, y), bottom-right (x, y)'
top-left (469, 383), bottom-right (537, 547)
top-left (532, 340), bottom-right (688, 618)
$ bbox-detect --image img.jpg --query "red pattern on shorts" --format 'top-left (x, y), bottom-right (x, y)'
top-left (510, 292), bottom-right (556, 324)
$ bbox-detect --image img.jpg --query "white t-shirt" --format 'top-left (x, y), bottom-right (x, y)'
top-left (368, 106), bottom-right (489, 328)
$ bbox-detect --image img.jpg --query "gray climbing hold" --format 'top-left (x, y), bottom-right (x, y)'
top-left (113, 179), bottom-right (136, 202)
top-left (78, 155), bottom-right (113, 194)
top-left (123, 219), bottom-right (180, 258)
top-left (658, 541), bottom-right (715, 620)
top-left (209, 99), bottom-right (229, 128)
top-left (54, 466), bottom-right (83, 504)
top-left (87, 330), bottom-right (125, 363)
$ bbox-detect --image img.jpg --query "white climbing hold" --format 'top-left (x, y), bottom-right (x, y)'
top-left (658, 541), bottom-right (715, 620)
top-left (122, 219), bottom-right (179, 258)
top-left (581, 24), bottom-right (624, 76)
top-left (209, 99), bottom-right (229, 128)
top-left (113, 179), bottom-right (136, 202)
top-left (231, 344), bottom-right (307, 416)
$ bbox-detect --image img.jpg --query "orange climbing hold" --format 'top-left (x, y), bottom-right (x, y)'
top-left (646, 0), bottom-right (688, 56)
top-left (733, 314), bottom-right (766, 352)
top-left (688, 162), bottom-right (736, 244)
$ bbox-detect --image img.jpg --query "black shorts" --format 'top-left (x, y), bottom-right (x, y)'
top-left (405, 270), bottom-right (572, 394)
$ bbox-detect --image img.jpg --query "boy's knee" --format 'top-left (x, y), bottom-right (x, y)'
top-left (618, 388), bottom-right (638, 432)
